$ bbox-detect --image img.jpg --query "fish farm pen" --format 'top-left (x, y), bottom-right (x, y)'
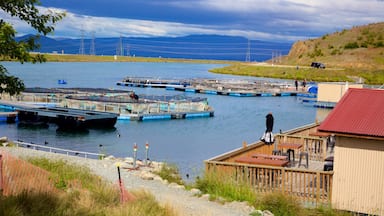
top-left (117, 77), bottom-right (301, 97)
top-left (1, 88), bottom-right (214, 121)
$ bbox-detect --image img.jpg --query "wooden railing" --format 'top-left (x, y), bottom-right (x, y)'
top-left (205, 161), bottom-right (333, 206)
top-left (274, 134), bottom-right (328, 161)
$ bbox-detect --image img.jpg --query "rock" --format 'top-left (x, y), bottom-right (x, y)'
top-left (104, 155), bottom-right (115, 160)
top-left (168, 182), bottom-right (185, 190)
top-left (200, 194), bottom-right (210, 200)
top-left (139, 171), bottom-right (155, 180)
top-left (263, 210), bottom-right (274, 216)
top-left (0, 136), bottom-right (7, 142)
top-left (252, 210), bottom-right (263, 216)
top-left (190, 188), bottom-right (201, 196)
top-left (124, 157), bottom-right (134, 163)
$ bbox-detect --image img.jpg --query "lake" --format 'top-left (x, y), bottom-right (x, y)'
top-left (1, 61), bottom-right (319, 179)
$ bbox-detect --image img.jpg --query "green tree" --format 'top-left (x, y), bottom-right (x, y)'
top-left (0, 0), bottom-right (64, 96)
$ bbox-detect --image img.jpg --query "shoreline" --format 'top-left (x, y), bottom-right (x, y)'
top-left (1, 145), bottom-right (255, 216)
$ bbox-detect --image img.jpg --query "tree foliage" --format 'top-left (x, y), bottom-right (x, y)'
top-left (0, 0), bottom-right (64, 95)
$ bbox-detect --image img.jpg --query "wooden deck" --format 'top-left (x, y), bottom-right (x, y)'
top-left (205, 123), bottom-right (334, 206)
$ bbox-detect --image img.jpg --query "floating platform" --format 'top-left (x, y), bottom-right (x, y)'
top-left (165, 86), bottom-right (298, 97)
top-left (117, 77), bottom-right (300, 97)
top-left (16, 107), bottom-right (118, 129)
top-left (1, 87), bottom-right (214, 122)
top-left (0, 112), bottom-right (18, 123)
top-left (116, 77), bottom-right (190, 88)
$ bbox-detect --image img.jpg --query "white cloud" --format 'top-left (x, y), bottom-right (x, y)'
top-left (1, 1), bottom-right (383, 42)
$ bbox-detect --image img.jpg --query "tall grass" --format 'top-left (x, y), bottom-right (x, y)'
top-left (154, 163), bottom-right (184, 185)
top-left (0, 158), bottom-right (177, 216)
top-left (195, 171), bottom-right (257, 203)
top-left (195, 171), bottom-right (353, 216)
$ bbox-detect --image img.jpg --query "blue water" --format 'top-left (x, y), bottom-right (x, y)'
top-left (1, 62), bottom-right (317, 178)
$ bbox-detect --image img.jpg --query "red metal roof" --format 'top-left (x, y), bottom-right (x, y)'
top-left (318, 88), bottom-right (384, 138)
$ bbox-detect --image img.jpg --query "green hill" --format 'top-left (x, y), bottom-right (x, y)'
top-left (285, 22), bottom-right (384, 70)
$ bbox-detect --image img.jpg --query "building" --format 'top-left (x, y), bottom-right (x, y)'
top-left (318, 88), bottom-right (384, 215)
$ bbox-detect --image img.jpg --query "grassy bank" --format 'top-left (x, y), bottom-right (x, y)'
top-left (0, 158), bottom-right (176, 216)
top-left (38, 53), bottom-right (234, 64)
top-left (210, 63), bottom-right (384, 85)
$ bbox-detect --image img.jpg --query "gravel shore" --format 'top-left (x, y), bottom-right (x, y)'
top-left (1, 146), bottom-right (255, 216)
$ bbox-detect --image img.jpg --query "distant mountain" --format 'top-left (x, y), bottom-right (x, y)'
top-left (17, 34), bottom-right (292, 62)
top-left (285, 22), bottom-right (384, 70)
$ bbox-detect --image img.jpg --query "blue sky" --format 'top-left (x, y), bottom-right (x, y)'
top-left (2, 0), bottom-right (384, 42)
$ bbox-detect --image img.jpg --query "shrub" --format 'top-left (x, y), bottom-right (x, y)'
top-left (344, 42), bottom-right (359, 49)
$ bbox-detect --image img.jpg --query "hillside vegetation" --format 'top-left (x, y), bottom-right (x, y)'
top-left (212, 22), bottom-right (384, 85)
top-left (286, 22), bottom-right (384, 70)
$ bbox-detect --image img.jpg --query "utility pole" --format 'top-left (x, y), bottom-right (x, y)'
top-left (117, 35), bottom-right (123, 56)
top-left (245, 39), bottom-right (251, 62)
top-left (79, 29), bottom-right (85, 55)
top-left (89, 31), bottom-right (95, 55)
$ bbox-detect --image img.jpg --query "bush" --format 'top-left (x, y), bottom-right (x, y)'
top-left (344, 42), bottom-right (359, 49)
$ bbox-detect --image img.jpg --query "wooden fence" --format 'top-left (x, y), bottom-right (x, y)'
top-left (205, 161), bottom-right (333, 206)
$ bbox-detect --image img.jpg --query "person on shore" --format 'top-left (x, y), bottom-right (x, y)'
top-left (130, 92), bottom-right (139, 101)
top-left (302, 79), bottom-right (307, 91)
top-left (294, 79), bottom-right (298, 91)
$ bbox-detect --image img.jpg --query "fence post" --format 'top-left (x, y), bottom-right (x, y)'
top-left (0, 154), bottom-right (3, 195)
top-left (316, 171), bottom-right (320, 206)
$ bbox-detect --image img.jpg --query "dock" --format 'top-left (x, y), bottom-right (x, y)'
top-left (1, 87), bottom-right (214, 122)
top-left (0, 112), bottom-right (18, 123)
top-left (116, 77), bottom-right (190, 88)
top-left (117, 77), bottom-right (302, 97)
top-left (17, 107), bottom-right (118, 129)
top-left (0, 100), bottom-right (118, 129)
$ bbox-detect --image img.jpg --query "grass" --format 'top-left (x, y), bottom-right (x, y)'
top-left (153, 163), bottom-right (185, 185)
top-left (0, 158), bottom-right (177, 216)
top-left (194, 170), bottom-right (353, 216)
top-left (210, 63), bottom-right (384, 85)
top-left (33, 53), bottom-right (234, 64)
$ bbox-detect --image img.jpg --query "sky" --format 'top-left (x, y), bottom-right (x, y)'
top-left (2, 0), bottom-right (384, 42)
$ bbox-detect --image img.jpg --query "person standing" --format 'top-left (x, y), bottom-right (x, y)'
top-left (266, 112), bottom-right (274, 132)
top-left (261, 112), bottom-right (275, 144)
top-left (294, 79), bottom-right (298, 91)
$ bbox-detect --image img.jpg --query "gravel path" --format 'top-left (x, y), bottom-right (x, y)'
top-left (1, 146), bottom-right (255, 216)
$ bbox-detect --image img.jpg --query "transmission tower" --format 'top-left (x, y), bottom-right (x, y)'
top-left (245, 39), bottom-right (251, 62)
top-left (116, 35), bottom-right (124, 56)
top-left (79, 30), bottom-right (85, 55)
top-left (89, 31), bottom-right (95, 55)
top-left (126, 44), bottom-right (130, 56)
